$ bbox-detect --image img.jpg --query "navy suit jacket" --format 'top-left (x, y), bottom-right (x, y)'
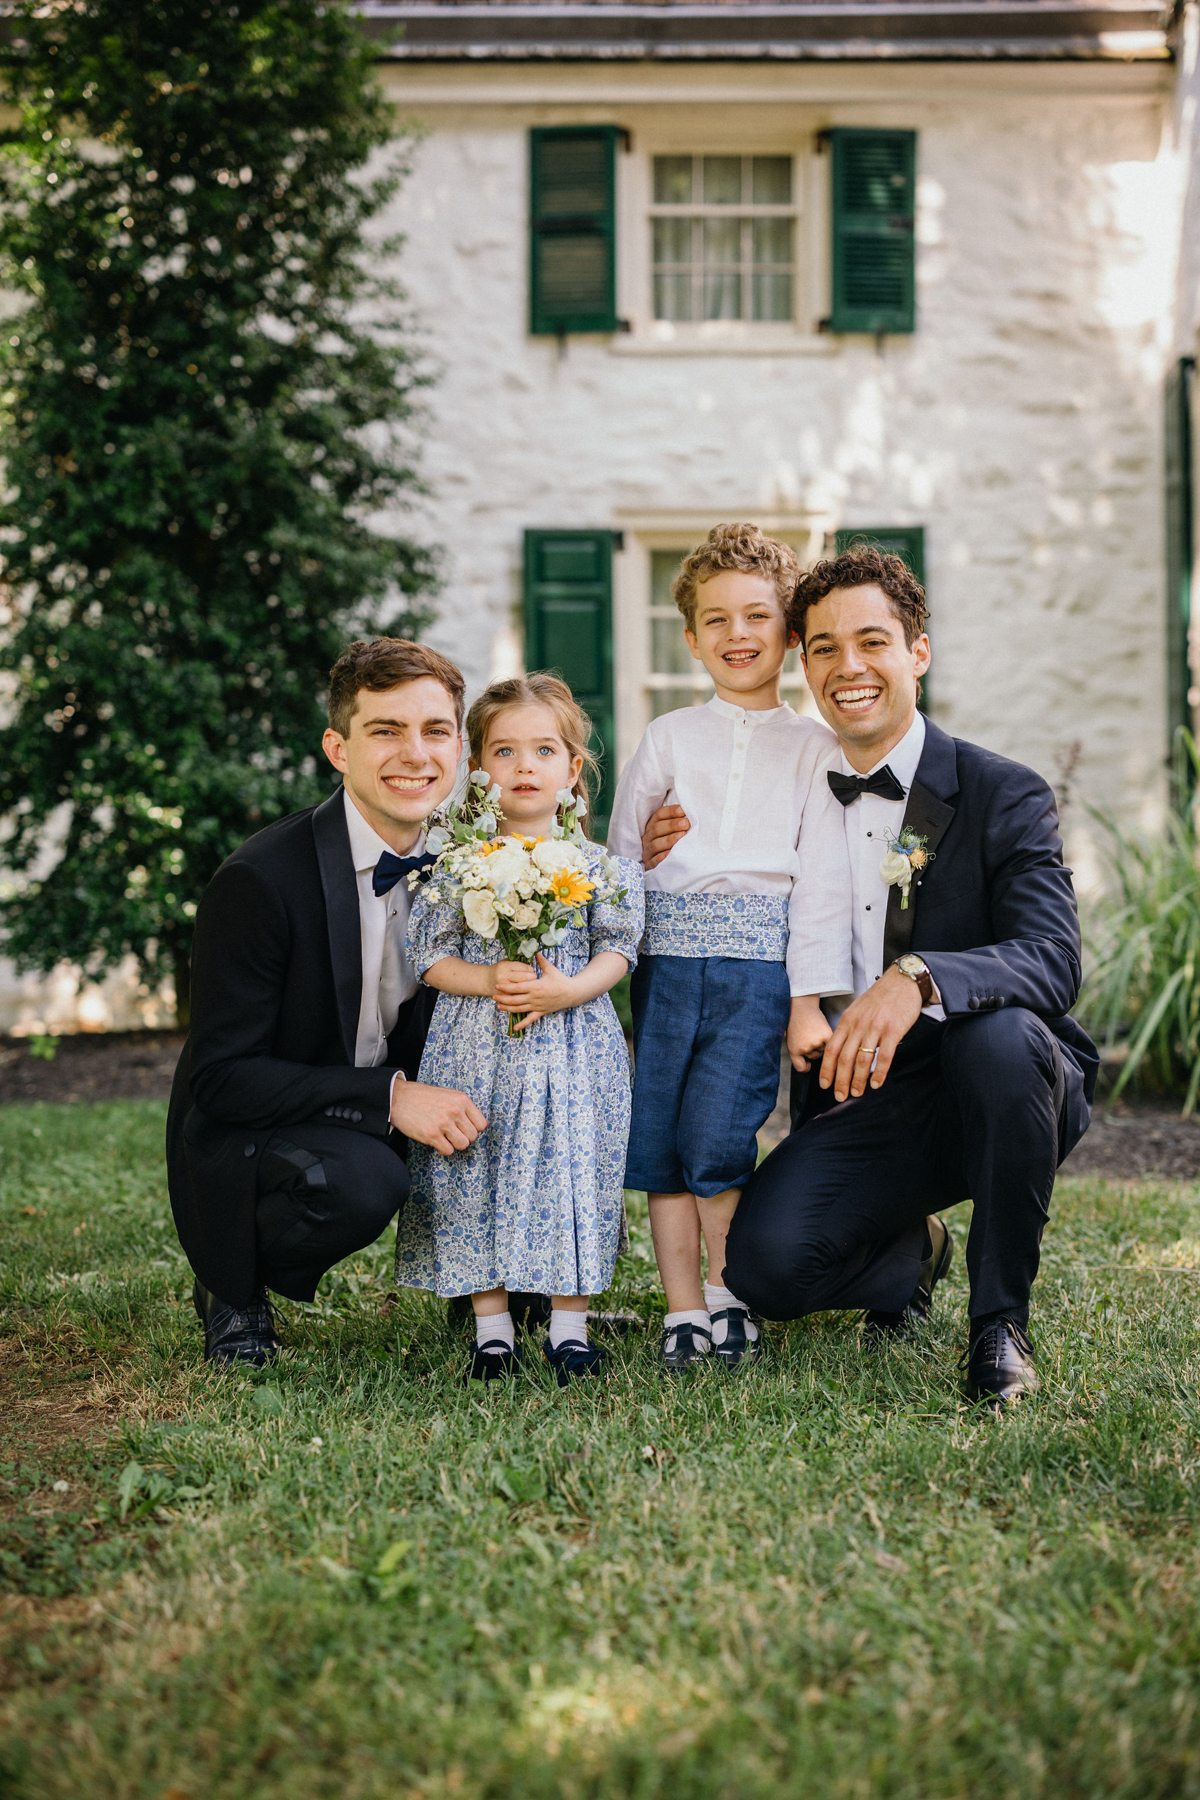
top-left (876, 717), bottom-right (1098, 1095)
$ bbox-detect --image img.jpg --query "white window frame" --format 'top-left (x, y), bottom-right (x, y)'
top-left (612, 512), bottom-right (831, 775)
top-left (614, 134), bottom-right (830, 353)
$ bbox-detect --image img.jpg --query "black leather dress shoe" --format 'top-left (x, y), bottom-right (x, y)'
top-left (864, 1215), bottom-right (954, 1345)
top-left (962, 1317), bottom-right (1038, 1407)
top-left (192, 1278), bottom-right (281, 1368)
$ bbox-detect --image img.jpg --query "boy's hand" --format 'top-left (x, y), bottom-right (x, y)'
top-left (787, 995), bottom-right (832, 1073)
top-left (641, 804), bottom-right (690, 871)
top-left (501, 954), bottom-right (577, 1027)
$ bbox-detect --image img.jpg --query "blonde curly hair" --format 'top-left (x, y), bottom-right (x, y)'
top-left (671, 522), bottom-right (801, 632)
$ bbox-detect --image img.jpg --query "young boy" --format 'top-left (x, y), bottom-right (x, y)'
top-left (607, 523), bottom-right (852, 1369)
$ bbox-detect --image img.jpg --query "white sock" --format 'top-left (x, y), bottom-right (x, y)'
top-left (663, 1308), bottom-right (712, 1354)
top-left (704, 1283), bottom-right (759, 1348)
top-left (474, 1310), bottom-right (514, 1353)
top-left (548, 1309), bottom-right (588, 1351)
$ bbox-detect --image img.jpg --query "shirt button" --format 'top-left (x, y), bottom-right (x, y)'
top-left (243, 1143), bottom-right (256, 1157)
top-left (865, 905), bottom-right (871, 912)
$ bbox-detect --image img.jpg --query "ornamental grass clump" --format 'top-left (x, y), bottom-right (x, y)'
top-left (1077, 733), bottom-right (1200, 1113)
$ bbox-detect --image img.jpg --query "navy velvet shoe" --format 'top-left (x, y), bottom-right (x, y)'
top-left (464, 1339), bottom-right (521, 1384)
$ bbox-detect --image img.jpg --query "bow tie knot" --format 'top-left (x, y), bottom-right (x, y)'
top-left (372, 849), bottom-right (436, 897)
top-left (827, 766), bottom-right (907, 807)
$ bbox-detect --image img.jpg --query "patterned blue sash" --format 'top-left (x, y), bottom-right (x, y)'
top-left (643, 892), bottom-right (788, 962)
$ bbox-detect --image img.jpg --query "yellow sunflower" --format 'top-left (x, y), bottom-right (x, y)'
top-left (550, 870), bottom-right (595, 907)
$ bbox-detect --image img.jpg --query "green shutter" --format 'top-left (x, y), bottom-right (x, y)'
top-left (530, 127), bottom-right (619, 336)
top-left (827, 128), bottom-right (916, 335)
top-left (523, 529), bottom-right (616, 831)
top-left (834, 527), bottom-right (928, 710)
top-left (1166, 357), bottom-right (1195, 770)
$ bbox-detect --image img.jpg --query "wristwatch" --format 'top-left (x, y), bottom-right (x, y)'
top-left (893, 953), bottom-right (935, 1007)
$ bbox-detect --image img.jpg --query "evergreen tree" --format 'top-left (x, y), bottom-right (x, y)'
top-left (0, 0), bottom-right (436, 1023)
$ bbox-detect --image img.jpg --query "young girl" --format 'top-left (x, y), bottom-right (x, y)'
top-left (394, 674), bottom-right (644, 1384)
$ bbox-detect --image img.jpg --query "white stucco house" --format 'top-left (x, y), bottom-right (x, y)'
top-left (12, 0), bottom-right (1200, 1031)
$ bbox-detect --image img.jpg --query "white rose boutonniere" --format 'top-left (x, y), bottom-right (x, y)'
top-left (879, 829), bottom-right (933, 910)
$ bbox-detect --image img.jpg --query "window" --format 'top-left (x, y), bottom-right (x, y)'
top-left (826, 129), bottom-right (916, 335)
top-left (646, 549), bottom-right (808, 717)
top-left (529, 127), bottom-right (621, 336)
top-left (649, 155), bottom-right (796, 324)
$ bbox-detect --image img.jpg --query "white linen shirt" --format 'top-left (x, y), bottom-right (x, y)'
top-left (343, 789), bottom-right (423, 1071)
top-left (607, 697), bottom-right (853, 997)
top-left (839, 709), bottom-right (944, 1017)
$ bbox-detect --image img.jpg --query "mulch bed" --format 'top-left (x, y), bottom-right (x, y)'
top-left (3, 1031), bottom-right (1199, 1183)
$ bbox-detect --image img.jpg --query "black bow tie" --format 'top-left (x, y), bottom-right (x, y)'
top-left (372, 850), bottom-right (436, 897)
top-left (827, 766), bottom-right (907, 807)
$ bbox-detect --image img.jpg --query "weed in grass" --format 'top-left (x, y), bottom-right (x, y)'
top-left (1, 1102), bottom-right (1200, 1796)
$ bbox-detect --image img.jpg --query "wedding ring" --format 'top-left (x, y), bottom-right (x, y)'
top-left (857, 1046), bottom-right (877, 1056)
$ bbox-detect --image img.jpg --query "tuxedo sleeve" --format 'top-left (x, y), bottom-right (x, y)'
top-left (186, 859), bottom-right (395, 1133)
top-left (919, 770), bottom-right (1082, 1020)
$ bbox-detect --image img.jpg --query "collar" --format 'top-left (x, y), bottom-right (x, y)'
top-left (342, 787), bottom-right (425, 876)
top-left (706, 695), bottom-right (795, 726)
top-left (839, 710), bottom-right (926, 790)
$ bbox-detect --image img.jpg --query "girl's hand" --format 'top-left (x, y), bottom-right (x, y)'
top-left (497, 954), bottom-right (578, 1028)
top-left (787, 995), bottom-right (832, 1073)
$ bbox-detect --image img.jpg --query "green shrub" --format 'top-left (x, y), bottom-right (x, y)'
top-left (1077, 733), bottom-right (1200, 1111)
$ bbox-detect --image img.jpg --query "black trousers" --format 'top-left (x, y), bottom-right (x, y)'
top-left (254, 1124), bottom-right (410, 1303)
top-left (723, 1007), bottom-right (1091, 1329)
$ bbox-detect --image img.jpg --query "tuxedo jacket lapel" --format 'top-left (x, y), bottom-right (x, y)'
top-left (311, 789), bottom-right (361, 1065)
top-left (882, 721), bottom-right (959, 968)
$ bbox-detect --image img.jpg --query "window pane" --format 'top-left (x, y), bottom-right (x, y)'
top-left (752, 156), bottom-right (792, 204)
top-left (650, 550), bottom-right (683, 608)
top-left (653, 217), bottom-right (693, 264)
top-left (653, 155), bottom-right (693, 204)
top-left (651, 614), bottom-right (693, 675)
top-left (702, 156), bottom-right (741, 204)
top-left (752, 272), bottom-right (792, 321)
top-left (651, 686), bottom-right (707, 719)
top-left (704, 271), bottom-right (742, 320)
top-left (702, 217), bottom-right (741, 264)
top-left (653, 273), bottom-right (693, 321)
top-left (753, 217), bottom-right (793, 265)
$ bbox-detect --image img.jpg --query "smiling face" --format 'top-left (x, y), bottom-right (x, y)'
top-left (475, 702), bottom-right (584, 838)
top-left (801, 584), bottom-right (931, 771)
top-left (684, 570), bottom-right (797, 710)
top-left (322, 676), bottom-right (462, 852)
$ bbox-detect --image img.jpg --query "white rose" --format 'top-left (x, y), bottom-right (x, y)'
top-left (462, 889), bottom-right (499, 938)
top-left (531, 838), bottom-right (586, 877)
top-left (481, 846), bottom-right (531, 891)
top-left (879, 850), bottom-right (911, 887)
top-left (511, 900), bottom-right (542, 928)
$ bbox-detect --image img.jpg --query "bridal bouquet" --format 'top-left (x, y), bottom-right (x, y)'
top-left (413, 771), bottom-right (628, 1031)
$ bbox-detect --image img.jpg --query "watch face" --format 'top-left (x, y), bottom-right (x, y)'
top-left (899, 955), bottom-right (922, 974)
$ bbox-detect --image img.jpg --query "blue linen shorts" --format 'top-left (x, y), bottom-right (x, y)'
top-left (625, 955), bottom-right (791, 1198)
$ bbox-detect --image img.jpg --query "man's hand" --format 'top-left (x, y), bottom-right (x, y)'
top-left (819, 967), bottom-right (924, 1102)
top-left (641, 803), bottom-right (690, 871)
top-left (787, 994), bottom-right (832, 1073)
top-left (390, 1080), bottom-right (487, 1156)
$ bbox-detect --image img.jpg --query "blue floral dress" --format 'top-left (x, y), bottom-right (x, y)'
top-left (394, 850), bottom-right (644, 1298)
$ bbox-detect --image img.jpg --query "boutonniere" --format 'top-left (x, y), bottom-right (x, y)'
top-left (879, 828), bottom-right (933, 910)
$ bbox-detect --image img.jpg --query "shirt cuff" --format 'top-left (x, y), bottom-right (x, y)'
top-left (388, 1069), bottom-right (405, 1122)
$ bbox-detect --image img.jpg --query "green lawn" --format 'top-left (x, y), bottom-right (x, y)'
top-left (2, 1102), bottom-right (1200, 1798)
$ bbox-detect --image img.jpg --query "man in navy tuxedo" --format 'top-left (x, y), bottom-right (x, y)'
top-left (641, 546), bottom-right (1096, 1404)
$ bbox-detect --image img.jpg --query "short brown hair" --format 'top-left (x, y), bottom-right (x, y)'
top-left (791, 545), bottom-right (928, 649)
top-left (327, 638), bottom-right (465, 738)
top-left (671, 522), bottom-right (801, 632)
top-left (466, 673), bottom-right (600, 837)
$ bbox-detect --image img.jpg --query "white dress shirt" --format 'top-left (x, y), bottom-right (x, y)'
top-left (838, 710), bottom-right (944, 1018)
top-left (607, 697), bottom-right (853, 997)
top-left (343, 789), bottom-right (423, 1070)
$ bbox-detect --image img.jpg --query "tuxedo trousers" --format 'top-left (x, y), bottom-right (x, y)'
top-left (723, 1007), bottom-right (1091, 1328)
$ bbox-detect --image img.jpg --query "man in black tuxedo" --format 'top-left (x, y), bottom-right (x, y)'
top-left (641, 547), bottom-right (1096, 1404)
top-left (167, 638), bottom-right (487, 1367)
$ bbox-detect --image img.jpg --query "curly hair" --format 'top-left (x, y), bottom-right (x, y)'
top-left (791, 544), bottom-right (928, 649)
top-left (671, 522), bottom-right (801, 632)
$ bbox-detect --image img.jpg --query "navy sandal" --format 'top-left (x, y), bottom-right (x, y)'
top-left (709, 1307), bottom-right (762, 1368)
top-left (661, 1320), bottom-right (713, 1371)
